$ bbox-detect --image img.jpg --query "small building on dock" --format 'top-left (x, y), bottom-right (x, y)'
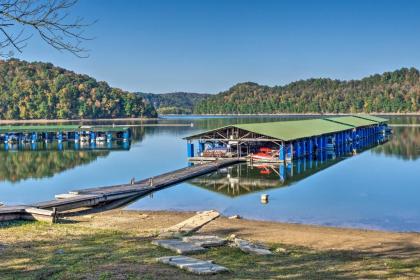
top-left (0, 125), bottom-right (131, 147)
top-left (184, 115), bottom-right (390, 162)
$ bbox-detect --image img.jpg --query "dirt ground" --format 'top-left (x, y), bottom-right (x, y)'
top-left (2, 210), bottom-right (420, 279)
top-left (75, 209), bottom-right (420, 258)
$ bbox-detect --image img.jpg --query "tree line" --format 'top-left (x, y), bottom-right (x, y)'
top-left (137, 92), bottom-right (211, 114)
top-left (0, 59), bottom-right (157, 119)
top-left (194, 68), bottom-right (420, 114)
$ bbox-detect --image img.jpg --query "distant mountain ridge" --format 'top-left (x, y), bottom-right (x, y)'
top-left (0, 59), bottom-right (157, 120)
top-left (194, 68), bottom-right (420, 114)
top-left (137, 92), bottom-right (211, 114)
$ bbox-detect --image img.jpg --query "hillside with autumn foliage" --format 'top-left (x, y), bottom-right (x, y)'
top-left (194, 68), bottom-right (420, 114)
top-left (0, 59), bottom-right (157, 119)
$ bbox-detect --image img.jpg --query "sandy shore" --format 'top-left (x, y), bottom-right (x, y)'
top-left (74, 210), bottom-right (420, 257)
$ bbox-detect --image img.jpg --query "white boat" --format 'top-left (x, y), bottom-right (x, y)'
top-left (7, 135), bottom-right (18, 143)
top-left (96, 136), bottom-right (106, 142)
top-left (80, 135), bottom-right (90, 142)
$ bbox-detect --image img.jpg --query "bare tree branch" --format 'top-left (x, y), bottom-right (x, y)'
top-left (0, 0), bottom-right (93, 57)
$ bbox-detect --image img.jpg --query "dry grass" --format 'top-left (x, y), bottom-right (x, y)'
top-left (1, 211), bottom-right (419, 279)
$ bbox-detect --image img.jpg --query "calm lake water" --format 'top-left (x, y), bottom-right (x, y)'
top-left (0, 115), bottom-right (419, 232)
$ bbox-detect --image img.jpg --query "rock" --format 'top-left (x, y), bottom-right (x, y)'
top-left (227, 234), bottom-right (236, 241)
top-left (157, 256), bottom-right (228, 275)
top-left (234, 238), bottom-right (272, 255)
top-left (55, 249), bottom-right (65, 255)
top-left (228, 215), bottom-right (241, 219)
top-left (275, 247), bottom-right (287, 253)
top-left (152, 239), bottom-right (206, 254)
top-left (182, 235), bottom-right (227, 248)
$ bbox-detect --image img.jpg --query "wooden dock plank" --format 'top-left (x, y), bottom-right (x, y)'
top-left (0, 159), bottom-right (243, 222)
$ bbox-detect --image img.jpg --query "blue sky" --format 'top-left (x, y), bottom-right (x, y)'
top-left (14, 0), bottom-right (420, 93)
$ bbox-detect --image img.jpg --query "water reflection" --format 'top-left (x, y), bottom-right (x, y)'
top-left (372, 127), bottom-right (420, 160)
top-left (0, 126), bottom-right (149, 183)
top-left (0, 141), bottom-right (132, 182)
top-left (189, 130), bottom-right (392, 197)
top-left (0, 150), bottom-right (110, 182)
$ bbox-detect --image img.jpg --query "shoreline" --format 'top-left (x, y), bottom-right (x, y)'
top-left (0, 112), bottom-right (418, 124)
top-left (75, 209), bottom-right (420, 252)
top-left (2, 209), bottom-right (420, 278)
top-left (163, 112), bottom-right (420, 116)
top-left (0, 117), bottom-right (160, 124)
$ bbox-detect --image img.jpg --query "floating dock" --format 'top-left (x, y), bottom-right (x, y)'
top-left (0, 158), bottom-right (242, 222)
top-left (185, 115), bottom-right (390, 162)
top-left (0, 125), bottom-right (131, 147)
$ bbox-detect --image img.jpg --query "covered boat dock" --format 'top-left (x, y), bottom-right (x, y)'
top-left (184, 115), bottom-right (389, 163)
top-left (0, 125), bottom-right (131, 145)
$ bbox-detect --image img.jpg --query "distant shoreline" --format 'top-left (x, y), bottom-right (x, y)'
top-left (161, 112), bottom-right (420, 116)
top-left (0, 117), bottom-right (159, 124)
top-left (0, 112), bottom-right (418, 124)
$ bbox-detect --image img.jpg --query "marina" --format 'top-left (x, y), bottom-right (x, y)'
top-left (0, 115), bottom-right (418, 232)
top-left (0, 115), bottom-right (392, 224)
top-left (186, 115), bottom-right (390, 163)
top-left (0, 125), bottom-right (131, 147)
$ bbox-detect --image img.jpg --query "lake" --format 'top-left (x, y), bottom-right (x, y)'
top-left (0, 115), bottom-right (419, 232)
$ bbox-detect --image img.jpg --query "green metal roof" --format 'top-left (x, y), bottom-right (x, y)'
top-left (326, 116), bottom-right (378, 127)
top-left (186, 115), bottom-right (388, 142)
top-left (0, 125), bottom-right (129, 133)
top-left (353, 115), bottom-right (389, 123)
top-left (234, 119), bottom-right (353, 141)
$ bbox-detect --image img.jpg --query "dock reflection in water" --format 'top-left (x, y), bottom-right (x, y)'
top-left (189, 134), bottom-right (391, 197)
top-left (0, 141), bottom-right (131, 183)
top-left (1, 140), bottom-right (131, 151)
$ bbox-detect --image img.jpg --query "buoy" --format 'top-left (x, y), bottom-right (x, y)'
top-left (261, 194), bottom-right (269, 204)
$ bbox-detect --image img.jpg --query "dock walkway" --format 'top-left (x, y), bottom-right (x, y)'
top-left (0, 158), bottom-right (243, 222)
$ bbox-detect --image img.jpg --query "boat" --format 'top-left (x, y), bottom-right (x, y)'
top-left (80, 135), bottom-right (90, 142)
top-left (7, 135), bottom-right (18, 144)
top-left (96, 136), bottom-right (106, 142)
top-left (202, 147), bottom-right (229, 158)
top-left (250, 147), bottom-right (279, 162)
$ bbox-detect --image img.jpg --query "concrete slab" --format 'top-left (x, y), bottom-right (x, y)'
top-left (162, 210), bottom-right (220, 235)
top-left (157, 256), bottom-right (228, 275)
top-left (152, 239), bottom-right (206, 254)
top-left (234, 238), bottom-right (273, 255)
top-left (182, 235), bottom-right (227, 248)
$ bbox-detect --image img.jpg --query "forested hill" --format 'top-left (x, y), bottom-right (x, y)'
top-left (194, 68), bottom-right (420, 114)
top-left (137, 92), bottom-right (211, 114)
top-left (0, 59), bottom-right (157, 119)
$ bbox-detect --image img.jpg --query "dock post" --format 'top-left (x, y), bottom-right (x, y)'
top-left (57, 132), bottom-right (63, 143)
top-left (90, 131), bottom-right (96, 143)
top-left (279, 164), bottom-right (286, 182)
top-left (308, 138), bottom-right (313, 155)
top-left (296, 159), bottom-right (302, 174)
top-left (286, 143), bottom-right (292, 161)
top-left (318, 136), bottom-right (323, 150)
top-left (31, 132), bottom-right (37, 143)
top-left (123, 130), bottom-right (130, 142)
top-left (198, 142), bottom-right (205, 154)
top-left (4, 133), bottom-right (8, 144)
top-left (279, 144), bottom-right (286, 162)
top-left (296, 141), bottom-right (302, 158)
top-left (187, 142), bottom-right (194, 157)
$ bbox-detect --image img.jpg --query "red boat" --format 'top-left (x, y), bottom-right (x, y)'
top-left (250, 147), bottom-right (279, 162)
